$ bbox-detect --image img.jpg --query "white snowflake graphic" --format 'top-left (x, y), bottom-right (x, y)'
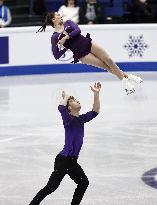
top-left (124, 35), bottom-right (148, 57)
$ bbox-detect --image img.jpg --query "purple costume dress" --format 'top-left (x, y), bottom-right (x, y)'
top-left (51, 20), bottom-right (92, 63)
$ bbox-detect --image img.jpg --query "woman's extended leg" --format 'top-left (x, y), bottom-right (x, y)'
top-left (80, 53), bottom-right (128, 79)
top-left (90, 41), bottom-right (127, 80)
top-left (80, 53), bottom-right (135, 94)
top-left (80, 52), bottom-right (115, 74)
top-left (90, 41), bottom-right (143, 83)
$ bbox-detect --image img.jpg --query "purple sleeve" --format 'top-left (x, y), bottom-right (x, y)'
top-left (79, 110), bottom-right (98, 123)
top-left (66, 20), bottom-right (81, 38)
top-left (51, 35), bottom-right (67, 60)
top-left (58, 105), bottom-right (73, 126)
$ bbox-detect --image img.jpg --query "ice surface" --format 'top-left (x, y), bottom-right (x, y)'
top-left (0, 72), bottom-right (157, 205)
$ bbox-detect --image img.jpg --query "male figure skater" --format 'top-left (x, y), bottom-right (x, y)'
top-left (29, 82), bottom-right (101, 205)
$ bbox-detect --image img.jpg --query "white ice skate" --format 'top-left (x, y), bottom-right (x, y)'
top-left (122, 77), bottom-right (135, 95)
top-left (128, 74), bottom-right (143, 83)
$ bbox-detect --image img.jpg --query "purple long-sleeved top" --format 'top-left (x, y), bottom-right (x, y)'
top-left (58, 105), bottom-right (98, 157)
top-left (51, 20), bottom-right (92, 62)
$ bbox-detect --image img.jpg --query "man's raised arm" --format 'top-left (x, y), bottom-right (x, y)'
top-left (90, 82), bottom-right (101, 114)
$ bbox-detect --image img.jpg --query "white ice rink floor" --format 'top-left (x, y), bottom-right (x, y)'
top-left (0, 72), bottom-right (157, 205)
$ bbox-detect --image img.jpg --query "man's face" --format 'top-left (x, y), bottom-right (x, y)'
top-left (67, 96), bottom-right (81, 112)
top-left (0, 0), bottom-right (4, 6)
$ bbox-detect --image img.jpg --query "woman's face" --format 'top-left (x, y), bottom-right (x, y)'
top-left (52, 12), bottom-right (63, 25)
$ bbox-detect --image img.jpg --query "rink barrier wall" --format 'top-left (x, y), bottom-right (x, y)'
top-left (0, 24), bottom-right (157, 76)
top-left (0, 62), bottom-right (157, 76)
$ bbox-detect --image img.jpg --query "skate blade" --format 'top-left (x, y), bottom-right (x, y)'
top-left (125, 89), bottom-right (135, 95)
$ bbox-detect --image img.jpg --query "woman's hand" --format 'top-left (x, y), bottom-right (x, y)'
top-left (90, 82), bottom-right (101, 93)
top-left (58, 35), bottom-right (69, 46)
top-left (58, 37), bottom-right (66, 46)
top-left (63, 30), bottom-right (69, 36)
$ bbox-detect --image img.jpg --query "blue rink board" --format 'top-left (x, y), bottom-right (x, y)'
top-left (0, 62), bottom-right (157, 76)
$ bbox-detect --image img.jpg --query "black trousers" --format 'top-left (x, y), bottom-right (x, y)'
top-left (29, 154), bottom-right (89, 205)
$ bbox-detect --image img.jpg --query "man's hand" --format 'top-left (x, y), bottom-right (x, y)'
top-left (60, 91), bottom-right (70, 106)
top-left (90, 82), bottom-right (101, 93)
top-left (62, 91), bottom-right (70, 99)
top-left (62, 91), bottom-right (66, 99)
top-left (91, 82), bottom-right (101, 113)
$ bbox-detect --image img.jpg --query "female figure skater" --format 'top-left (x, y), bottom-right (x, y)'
top-left (29, 82), bottom-right (101, 205)
top-left (37, 12), bottom-right (142, 95)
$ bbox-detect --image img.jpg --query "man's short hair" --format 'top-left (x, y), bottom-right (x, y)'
top-left (66, 96), bottom-right (75, 109)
